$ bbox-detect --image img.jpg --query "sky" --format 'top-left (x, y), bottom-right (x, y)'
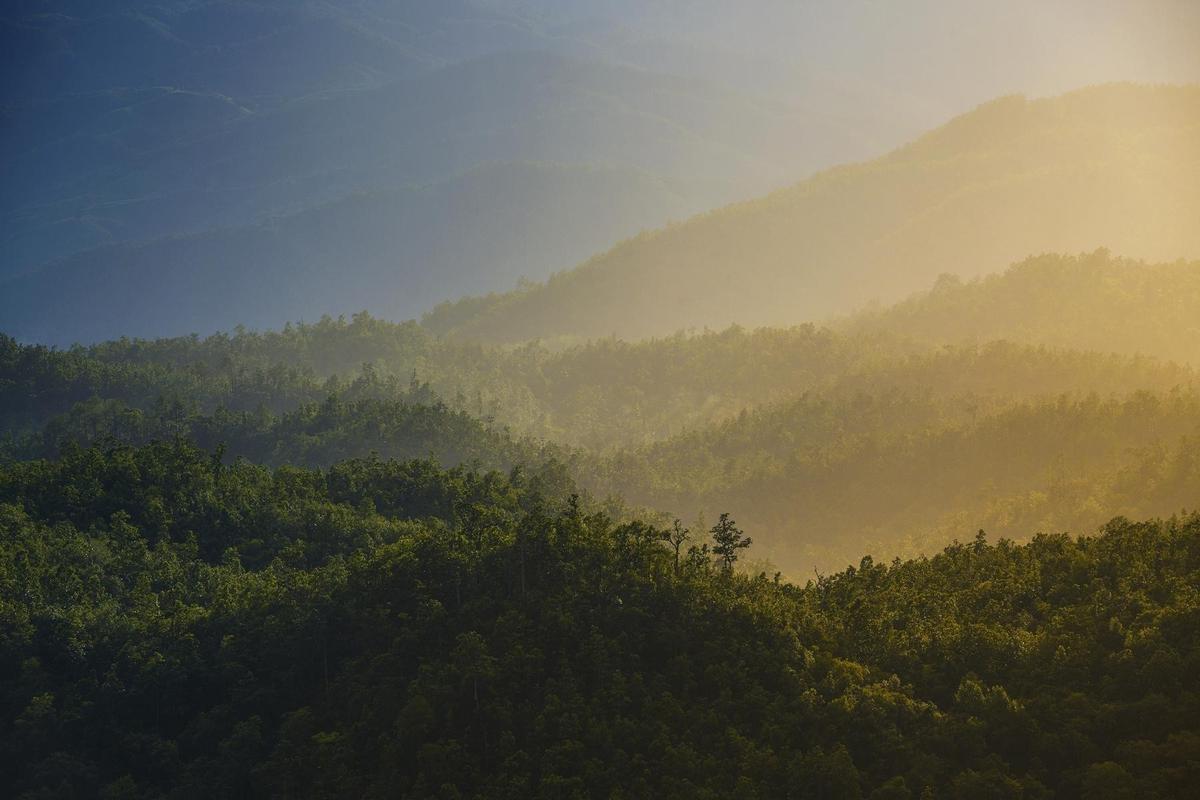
top-left (524, 0), bottom-right (1200, 120)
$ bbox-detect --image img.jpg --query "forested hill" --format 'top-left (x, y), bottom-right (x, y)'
top-left (839, 250), bottom-right (1200, 364)
top-left (5, 248), bottom-right (1200, 575)
top-left (6, 318), bottom-right (1199, 575)
top-left (6, 5), bottom-right (1200, 797)
top-left (5, 298), bottom-right (1195, 456)
top-left (585, 387), bottom-right (1200, 570)
top-left (425, 84), bottom-right (1200, 343)
top-left (2, 441), bottom-right (1198, 797)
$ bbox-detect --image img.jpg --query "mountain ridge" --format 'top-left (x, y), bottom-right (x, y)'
top-left (425, 83), bottom-right (1200, 343)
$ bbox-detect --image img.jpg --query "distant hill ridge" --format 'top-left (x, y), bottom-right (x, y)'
top-left (425, 83), bottom-right (1200, 342)
top-left (839, 249), bottom-right (1200, 364)
top-left (0, 50), bottom-right (827, 344)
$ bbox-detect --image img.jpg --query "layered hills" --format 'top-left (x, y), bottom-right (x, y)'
top-left (6, 250), bottom-right (1200, 573)
top-left (2, 2), bottom-right (897, 344)
top-left (427, 84), bottom-right (1200, 342)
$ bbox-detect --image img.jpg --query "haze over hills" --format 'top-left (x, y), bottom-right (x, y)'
top-left (6, 251), bottom-right (1192, 445)
top-left (7, 5), bottom-right (1200, 797)
top-left (1, 48), bottom-right (822, 343)
top-left (1, 2), bottom-right (898, 344)
top-left (6, 249), bottom-right (1200, 574)
top-left (586, 378), bottom-right (1200, 570)
top-left (840, 250), bottom-right (1200, 365)
top-left (6, 2), bottom-right (1199, 344)
top-left (0, 160), bottom-right (708, 344)
top-left (428, 84), bottom-right (1200, 342)
top-left (4, 49), bottom-right (812, 259)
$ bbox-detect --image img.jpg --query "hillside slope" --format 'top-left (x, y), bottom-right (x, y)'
top-left (585, 388), bottom-right (1200, 572)
top-left (1, 50), bottom-right (826, 343)
top-left (0, 162), bottom-right (703, 344)
top-left (10, 295), bottom-right (1196, 455)
top-left (3, 441), bottom-right (1199, 797)
top-left (840, 250), bottom-right (1200, 363)
top-left (428, 84), bottom-right (1200, 342)
top-left (9, 248), bottom-right (1198, 451)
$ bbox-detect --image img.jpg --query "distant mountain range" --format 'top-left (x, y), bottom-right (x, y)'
top-left (1, 1), bottom-right (911, 344)
top-left (426, 84), bottom-right (1200, 342)
top-left (1, 159), bottom-right (714, 344)
top-left (4, 3), bottom-right (1198, 345)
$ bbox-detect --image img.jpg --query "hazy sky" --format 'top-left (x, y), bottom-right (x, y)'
top-left (521, 0), bottom-right (1200, 117)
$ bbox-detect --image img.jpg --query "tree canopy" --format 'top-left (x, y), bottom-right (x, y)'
top-left (2, 441), bottom-right (1198, 798)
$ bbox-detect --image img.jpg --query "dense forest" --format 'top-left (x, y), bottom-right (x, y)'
top-left (8, 252), bottom-right (1199, 454)
top-left (5, 251), bottom-right (1199, 574)
top-left (2, 441), bottom-right (1198, 797)
top-left (4, 13), bottom-right (1200, 790)
top-left (7, 305), bottom-right (1199, 795)
top-left (588, 388), bottom-right (1200, 569)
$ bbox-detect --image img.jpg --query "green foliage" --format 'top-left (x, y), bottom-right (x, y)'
top-left (3, 229), bottom-right (1200, 796)
top-left (1, 443), bottom-right (1198, 797)
top-left (710, 513), bottom-right (751, 571)
top-left (586, 387), bottom-right (1200, 571)
top-left (7, 303), bottom-right (1194, 457)
top-left (6, 289), bottom-right (1198, 576)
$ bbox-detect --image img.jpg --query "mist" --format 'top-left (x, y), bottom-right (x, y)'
top-left (3, 3), bottom-right (1200, 798)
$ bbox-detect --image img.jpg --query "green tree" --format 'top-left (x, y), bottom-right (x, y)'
top-left (710, 513), bottom-right (751, 571)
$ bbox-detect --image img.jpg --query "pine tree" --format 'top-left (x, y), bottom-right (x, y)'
top-left (710, 513), bottom-right (750, 572)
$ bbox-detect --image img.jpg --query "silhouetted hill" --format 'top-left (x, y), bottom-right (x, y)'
top-left (0, 162), bottom-right (702, 343)
top-left (2, 49), bottom-right (826, 343)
